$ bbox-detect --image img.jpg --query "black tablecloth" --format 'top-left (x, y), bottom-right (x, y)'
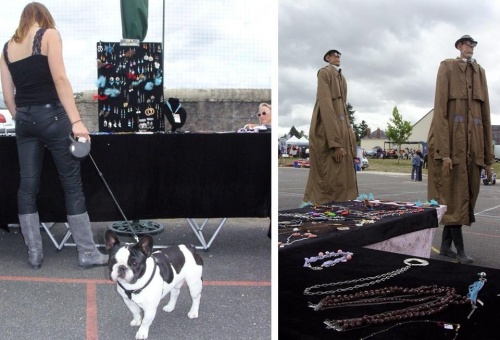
top-left (279, 244), bottom-right (500, 339)
top-left (0, 133), bottom-right (271, 223)
top-left (278, 202), bottom-right (438, 250)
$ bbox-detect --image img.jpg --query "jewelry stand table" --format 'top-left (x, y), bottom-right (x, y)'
top-left (278, 201), bottom-right (444, 257)
top-left (279, 245), bottom-right (500, 340)
top-left (0, 133), bottom-right (271, 250)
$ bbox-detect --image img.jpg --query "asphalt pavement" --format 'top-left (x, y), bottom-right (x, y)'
top-left (279, 167), bottom-right (500, 269)
top-left (0, 218), bottom-right (271, 340)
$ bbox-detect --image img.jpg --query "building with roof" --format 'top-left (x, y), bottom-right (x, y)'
top-left (360, 109), bottom-right (500, 157)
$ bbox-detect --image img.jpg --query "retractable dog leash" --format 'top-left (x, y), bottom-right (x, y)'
top-left (68, 133), bottom-right (139, 242)
top-left (88, 154), bottom-right (140, 242)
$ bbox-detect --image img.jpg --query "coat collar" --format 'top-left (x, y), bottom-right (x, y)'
top-left (455, 57), bottom-right (478, 73)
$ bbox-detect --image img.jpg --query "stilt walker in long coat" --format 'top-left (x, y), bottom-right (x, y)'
top-left (303, 49), bottom-right (358, 205)
top-left (427, 35), bottom-right (494, 264)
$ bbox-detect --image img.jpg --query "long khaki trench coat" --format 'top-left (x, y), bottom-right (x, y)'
top-left (427, 58), bottom-right (494, 226)
top-left (303, 65), bottom-right (358, 205)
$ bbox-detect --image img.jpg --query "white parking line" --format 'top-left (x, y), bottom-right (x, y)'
top-left (475, 204), bottom-right (500, 216)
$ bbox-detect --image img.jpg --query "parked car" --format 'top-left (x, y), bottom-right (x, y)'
top-left (384, 149), bottom-right (399, 159)
top-left (0, 93), bottom-right (15, 134)
top-left (495, 145), bottom-right (500, 162)
top-left (365, 147), bottom-right (381, 158)
top-left (360, 156), bottom-right (369, 169)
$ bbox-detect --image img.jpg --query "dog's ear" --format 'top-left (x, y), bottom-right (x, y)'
top-left (105, 230), bottom-right (120, 250)
top-left (137, 235), bottom-right (154, 257)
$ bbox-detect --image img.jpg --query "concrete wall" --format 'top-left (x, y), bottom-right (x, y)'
top-left (76, 89), bottom-right (271, 133)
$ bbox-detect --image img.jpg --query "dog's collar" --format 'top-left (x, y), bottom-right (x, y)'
top-left (118, 258), bottom-right (157, 300)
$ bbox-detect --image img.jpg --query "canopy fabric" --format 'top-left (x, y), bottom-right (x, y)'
top-left (298, 136), bottom-right (309, 145)
top-left (120, 0), bottom-right (149, 41)
top-left (286, 136), bottom-right (308, 146)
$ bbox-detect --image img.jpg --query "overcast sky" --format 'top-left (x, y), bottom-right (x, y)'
top-left (278, 0), bottom-right (500, 137)
top-left (0, 0), bottom-right (272, 91)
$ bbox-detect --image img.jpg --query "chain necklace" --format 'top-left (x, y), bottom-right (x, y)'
top-left (303, 258), bottom-right (429, 296)
top-left (359, 320), bottom-right (461, 340)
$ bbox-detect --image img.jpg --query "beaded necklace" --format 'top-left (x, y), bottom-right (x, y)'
top-left (303, 250), bottom-right (353, 270)
top-left (318, 285), bottom-right (468, 332)
top-left (278, 231), bottom-right (317, 248)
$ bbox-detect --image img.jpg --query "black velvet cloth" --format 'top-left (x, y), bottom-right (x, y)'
top-left (278, 202), bottom-right (438, 249)
top-left (279, 245), bottom-right (500, 339)
top-left (0, 133), bottom-right (270, 223)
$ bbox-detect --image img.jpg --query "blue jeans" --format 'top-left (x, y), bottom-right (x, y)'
top-left (411, 165), bottom-right (421, 180)
top-left (15, 103), bottom-right (87, 215)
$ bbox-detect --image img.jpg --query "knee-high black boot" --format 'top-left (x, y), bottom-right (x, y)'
top-left (450, 226), bottom-right (473, 264)
top-left (439, 226), bottom-right (456, 258)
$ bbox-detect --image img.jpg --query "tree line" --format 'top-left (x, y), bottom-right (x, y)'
top-left (284, 104), bottom-right (413, 154)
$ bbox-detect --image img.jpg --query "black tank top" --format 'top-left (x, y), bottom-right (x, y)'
top-left (3, 29), bottom-right (59, 106)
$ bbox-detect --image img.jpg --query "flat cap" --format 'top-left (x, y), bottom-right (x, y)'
top-left (323, 49), bottom-right (341, 62)
top-left (455, 35), bottom-right (477, 49)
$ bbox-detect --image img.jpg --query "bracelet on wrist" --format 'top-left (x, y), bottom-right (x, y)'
top-left (72, 119), bottom-right (82, 125)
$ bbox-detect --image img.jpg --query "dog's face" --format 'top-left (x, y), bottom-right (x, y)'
top-left (105, 230), bottom-right (154, 284)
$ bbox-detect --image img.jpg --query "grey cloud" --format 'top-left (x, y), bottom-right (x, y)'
top-left (278, 0), bottom-right (500, 136)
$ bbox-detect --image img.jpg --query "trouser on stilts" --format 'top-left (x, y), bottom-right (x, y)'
top-left (448, 225), bottom-right (473, 264)
top-left (439, 226), bottom-right (456, 258)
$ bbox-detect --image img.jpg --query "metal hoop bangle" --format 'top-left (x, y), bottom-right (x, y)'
top-left (404, 258), bottom-right (429, 266)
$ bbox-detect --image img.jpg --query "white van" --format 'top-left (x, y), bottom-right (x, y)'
top-left (494, 144), bottom-right (500, 162)
top-left (0, 93), bottom-right (15, 134)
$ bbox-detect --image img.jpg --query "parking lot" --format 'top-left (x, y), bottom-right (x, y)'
top-left (0, 218), bottom-right (271, 340)
top-left (279, 167), bottom-right (500, 269)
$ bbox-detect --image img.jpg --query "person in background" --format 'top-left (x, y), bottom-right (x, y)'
top-left (0, 2), bottom-right (108, 269)
top-left (245, 102), bottom-right (272, 131)
top-left (303, 49), bottom-right (358, 205)
top-left (411, 152), bottom-right (422, 181)
top-left (427, 35), bottom-right (494, 264)
top-left (416, 149), bottom-right (424, 181)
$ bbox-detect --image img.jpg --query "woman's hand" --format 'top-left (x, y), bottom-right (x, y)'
top-left (72, 121), bottom-right (90, 141)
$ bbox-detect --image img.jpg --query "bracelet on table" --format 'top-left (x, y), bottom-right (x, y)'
top-left (72, 119), bottom-right (82, 125)
top-left (303, 250), bottom-right (353, 270)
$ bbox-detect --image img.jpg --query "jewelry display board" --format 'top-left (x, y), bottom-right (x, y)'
top-left (96, 41), bottom-right (164, 132)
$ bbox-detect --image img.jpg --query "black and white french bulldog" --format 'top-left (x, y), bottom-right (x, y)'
top-left (105, 230), bottom-right (203, 340)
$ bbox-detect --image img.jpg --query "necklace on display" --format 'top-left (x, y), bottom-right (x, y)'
top-left (318, 285), bottom-right (467, 332)
top-left (466, 271), bottom-right (487, 319)
top-left (278, 231), bottom-right (317, 248)
top-left (303, 250), bottom-right (353, 270)
top-left (359, 320), bottom-right (461, 340)
top-left (303, 258), bottom-right (429, 296)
